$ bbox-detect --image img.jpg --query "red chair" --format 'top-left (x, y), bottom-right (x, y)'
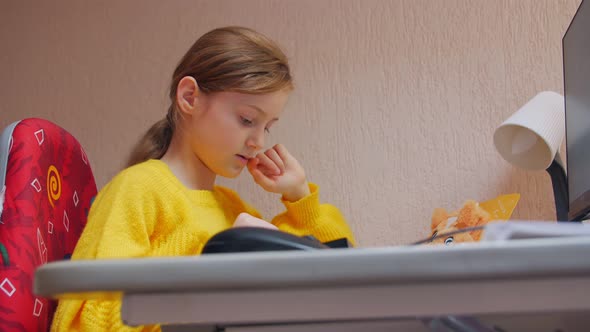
top-left (0, 118), bottom-right (97, 331)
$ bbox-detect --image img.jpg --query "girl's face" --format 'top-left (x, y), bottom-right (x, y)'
top-left (189, 90), bottom-right (289, 178)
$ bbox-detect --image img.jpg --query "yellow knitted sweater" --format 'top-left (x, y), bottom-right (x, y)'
top-left (51, 159), bottom-right (355, 331)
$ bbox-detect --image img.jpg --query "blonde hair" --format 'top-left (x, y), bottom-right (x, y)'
top-left (127, 26), bottom-right (293, 167)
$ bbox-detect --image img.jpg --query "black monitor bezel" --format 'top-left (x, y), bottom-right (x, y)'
top-left (563, 0), bottom-right (590, 221)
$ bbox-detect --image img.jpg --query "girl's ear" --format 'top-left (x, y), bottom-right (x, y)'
top-left (176, 76), bottom-right (200, 115)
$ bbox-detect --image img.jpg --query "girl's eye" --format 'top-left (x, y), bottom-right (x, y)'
top-left (240, 116), bottom-right (253, 126)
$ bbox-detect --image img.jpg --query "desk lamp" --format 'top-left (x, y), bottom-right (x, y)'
top-left (493, 91), bottom-right (568, 221)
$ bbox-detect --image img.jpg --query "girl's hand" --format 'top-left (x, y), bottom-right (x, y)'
top-left (232, 212), bottom-right (278, 230)
top-left (247, 144), bottom-right (311, 202)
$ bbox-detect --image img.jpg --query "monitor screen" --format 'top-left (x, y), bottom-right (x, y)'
top-left (564, 0), bottom-right (590, 220)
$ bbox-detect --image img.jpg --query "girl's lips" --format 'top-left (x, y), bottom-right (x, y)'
top-left (236, 154), bottom-right (249, 164)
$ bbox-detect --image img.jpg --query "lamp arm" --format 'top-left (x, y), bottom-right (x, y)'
top-left (546, 151), bottom-right (569, 221)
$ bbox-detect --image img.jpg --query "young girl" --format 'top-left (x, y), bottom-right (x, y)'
top-left (51, 26), bottom-right (355, 332)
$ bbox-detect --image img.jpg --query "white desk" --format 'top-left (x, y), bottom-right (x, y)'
top-left (35, 236), bottom-right (590, 331)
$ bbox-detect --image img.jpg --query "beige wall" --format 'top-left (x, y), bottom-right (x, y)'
top-left (0, 0), bottom-right (581, 247)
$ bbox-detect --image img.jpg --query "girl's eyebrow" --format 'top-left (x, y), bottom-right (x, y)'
top-left (247, 104), bottom-right (279, 121)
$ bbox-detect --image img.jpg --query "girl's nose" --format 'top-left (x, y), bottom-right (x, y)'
top-left (246, 130), bottom-right (265, 150)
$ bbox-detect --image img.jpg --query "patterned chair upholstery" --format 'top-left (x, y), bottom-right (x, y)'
top-left (0, 118), bottom-right (97, 331)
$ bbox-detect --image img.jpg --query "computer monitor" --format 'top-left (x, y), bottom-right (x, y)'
top-left (564, 0), bottom-right (590, 221)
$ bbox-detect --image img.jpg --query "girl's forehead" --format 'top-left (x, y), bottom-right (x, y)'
top-left (213, 91), bottom-right (287, 103)
top-left (211, 91), bottom-right (290, 113)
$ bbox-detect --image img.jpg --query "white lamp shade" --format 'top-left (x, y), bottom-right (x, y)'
top-left (494, 91), bottom-right (565, 170)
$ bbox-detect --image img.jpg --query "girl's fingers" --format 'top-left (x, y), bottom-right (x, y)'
top-left (256, 151), bottom-right (281, 175)
top-left (248, 163), bottom-right (276, 188)
top-left (273, 144), bottom-right (296, 165)
top-left (265, 148), bottom-right (285, 175)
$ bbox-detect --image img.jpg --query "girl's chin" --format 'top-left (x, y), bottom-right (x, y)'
top-left (218, 166), bottom-right (245, 179)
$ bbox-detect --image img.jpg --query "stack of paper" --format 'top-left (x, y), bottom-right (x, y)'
top-left (482, 221), bottom-right (590, 241)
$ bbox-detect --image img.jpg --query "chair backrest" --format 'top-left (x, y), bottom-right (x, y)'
top-left (0, 118), bottom-right (97, 331)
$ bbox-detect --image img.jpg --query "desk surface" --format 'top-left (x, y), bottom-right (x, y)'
top-left (35, 236), bottom-right (590, 330)
top-left (35, 236), bottom-right (590, 296)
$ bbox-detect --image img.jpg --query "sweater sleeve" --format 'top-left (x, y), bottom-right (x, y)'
top-left (51, 170), bottom-right (160, 332)
top-left (270, 183), bottom-right (356, 245)
top-left (72, 171), bottom-right (157, 260)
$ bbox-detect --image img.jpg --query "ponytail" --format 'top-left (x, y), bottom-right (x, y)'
top-left (126, 107), bottom-right (174, 168)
